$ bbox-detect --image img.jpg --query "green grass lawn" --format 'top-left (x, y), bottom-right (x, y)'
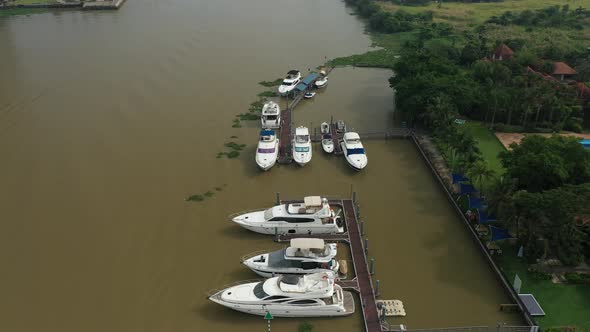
top-left (11, 0), bottom-right (57, 4)
top-left (463, 121), bottom-right (506, 175)
top-left (379, 0), bottom-right (590, 29)
top-left (496, 243), bottom-right (590, 331)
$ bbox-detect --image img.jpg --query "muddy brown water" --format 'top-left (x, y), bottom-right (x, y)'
top-left (0, 0), bottom-right (522, 331)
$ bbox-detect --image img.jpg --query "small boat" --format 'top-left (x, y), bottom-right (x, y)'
top-left (340, 132), bottom-right (367, 171)
top-left (208, 271), bottom-right (355, 317)
top-left (293, 126), bottom-right (312, 166)
top-left (278, 70), bottom-right (301, 96)
top-left (336, 120), bottom-right (346, 134)
top-left (230, 196), bottom-right (345, 235)
top-left (261, 101), bottom-right (281, 129)
top-left (320, 122), bottom-right (334, 154)
top-left (315, 71), bottom-right (328, 89)
top-left (241, 238), bottom-right (340, 278)
top-left (304, 91), bottom-right (316, 99)
top-left (255, 130), bottom-right (279, 171)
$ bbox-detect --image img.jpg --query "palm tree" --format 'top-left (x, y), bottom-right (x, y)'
top-left (467, 160), bottom-right (496, 195)
top-left (445, 147), bottom-right (464, 173)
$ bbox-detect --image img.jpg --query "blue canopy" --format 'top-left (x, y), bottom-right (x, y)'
top-left (581, 139), bottom-right (590, 149)
top-left (490, 226), bottom-right (512, 241)
top-left (452, 173), bottom-right (469, 184)
top-left (468, 196), bottom-right (484, 210)
top-left (300, 72), bottom-right (319, 85)
top-left (260, 130), bottom-right (275, 136)
top-left (478, 209), bottom-right (497, 224)
top-left (347, 148), bottom-right (365, 155)
top-left (295, 82), bottom-right (307, 92)
top-left (459, 183), bottom-right (477, 195)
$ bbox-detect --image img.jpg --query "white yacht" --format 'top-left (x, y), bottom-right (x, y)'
top-left (255, 130), bottom-right (279, 171)
top-left (293, 126), bottom-right (312, 166)
top-left (340, 132), bottom-right (367, 171)
top-left (261, 101), bottom-right (281, 129)
top-left (242, 238), bottom-right (339, 278)
top-left (208, 272), bottom-right (354, 317)
top-left (315, 71), bottom-right (328, 89)
top-left (278, 70), bottom-right (301, 96)
top-left (320, 122), bottom-right (334, 153)
top-left (231, 196), bottom-right (345, 235)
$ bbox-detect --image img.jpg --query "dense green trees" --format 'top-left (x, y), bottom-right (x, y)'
top-left (499, 135), bottom-right (590, 192)
top-left (487, 5), bottom-right (590, 30)
top-left (345, 0), bottom-right (434, 33)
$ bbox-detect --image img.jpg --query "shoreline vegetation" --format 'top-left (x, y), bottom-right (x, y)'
top-left (339, 0), bottom-right (590, 330)
top-left (0, 0), bottom-right (126, 16)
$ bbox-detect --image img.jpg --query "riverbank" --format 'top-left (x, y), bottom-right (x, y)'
top-left (0, 0), bottom-right (126, 15)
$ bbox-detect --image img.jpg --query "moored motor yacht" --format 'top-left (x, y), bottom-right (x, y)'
top-left (242, 238), bottom-right (339, 278)
top-left (293, 126), bottom-right (312, 166)
top-left (261, 101), bottom-right (281, 129)
top-left (278, 70), bottom-right (301, 96)
top-left (208, 272), bottom-right (354, 317)
top-left (320, 122), bottom-right (334, 153)
top-left (340, 132), bottom-right (367, 171)
top-left (315, 71), bottom-right (328, 89)
top-left (304, 91), bottom-right (316, 99)
top-left (255, 130), bottom-right (279, 171)
top-left (230, 196), bottom-right (345, 235)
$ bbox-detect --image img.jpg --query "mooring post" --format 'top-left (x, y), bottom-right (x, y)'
top-left (360, 219), bottom-right (365, 236)
top-left (381, 305), bottom-right (386, 320)
top-left (370, 257), bottom-right (375, 275)
top-left (375, 279), bottom-right (381, 297)
top-left (352, 191), bottom-right (357, 204)
top-left (274, 227), bottom-right (278, 241)
top-left (275, 192), bottom-right (280, 205)
top-left (364, 238), bottom-right (369, 256)
top-left (356, 205), bottom-right (361, 219)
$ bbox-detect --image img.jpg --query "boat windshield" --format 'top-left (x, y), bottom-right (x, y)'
top-left (258, 147), bottom-right (276, 153)
top-left (265, 115), bottom-right (277, 120)
top-left (295, 146), bottom-right (310, 152)
top-left (264, 208), bottom-right (274, 220)
top-left (282, 81), bottom-right (293, 86)
top-left (347, 148), bottom-right (365, 155)
top-left (253, 281), bottom-right (269, 299)
top-left (295, 135), bottom-right (309, 143)
top-left (346, 138), bottom-right (361, 144)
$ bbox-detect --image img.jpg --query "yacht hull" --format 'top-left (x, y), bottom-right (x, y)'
top-left (236, 222), bottom-right (342, 235)
top-left (209, 298), bottom-right (353, 317)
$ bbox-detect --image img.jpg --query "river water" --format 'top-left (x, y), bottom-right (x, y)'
top-left (0, 0), bottom-right (522, 331)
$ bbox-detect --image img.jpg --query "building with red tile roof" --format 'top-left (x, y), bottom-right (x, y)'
top-left (491, 44), bottom-right (514, 61)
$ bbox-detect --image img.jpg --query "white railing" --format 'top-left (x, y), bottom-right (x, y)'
top-left (205, 279), bottom-right (264, 297)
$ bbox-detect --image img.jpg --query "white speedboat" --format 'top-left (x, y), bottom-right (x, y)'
top-left (278, 70), bottom-right (301, 96)
top-left (340, 132), bottom-right (367, 171)
top-left (261, 101), bottom-right (281, 129)
top-left (304, 91), bottom-right (316, 99)
top-left (315, 72), bottom-right (328, 89)
top-left (255, 130), bottom-right (279, 171)
top-left (208, 272), bottom-right (354, 317)
top-left (242, 238), bottom-right (340, 278)
top-left (320, 122), bottom-right (334, 154)
top-left (293, 126), bottom-right (312, 166)
top-left (231, 196), bottom-right (345, 235)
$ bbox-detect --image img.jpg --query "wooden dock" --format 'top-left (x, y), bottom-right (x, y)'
top-left (277, 105), bottom-right (293, 164)
top-left (276, 198), bottom-right (382, 332)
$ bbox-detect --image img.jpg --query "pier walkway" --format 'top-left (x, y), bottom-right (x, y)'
top-left (275, 198), bottom-right (381, 332)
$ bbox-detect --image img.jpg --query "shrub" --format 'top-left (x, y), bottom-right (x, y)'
top-left (564, 272), bottom-right (590, 284)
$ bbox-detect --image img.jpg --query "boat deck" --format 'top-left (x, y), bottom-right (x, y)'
top-left (276, 198), bottom-right (382, 332)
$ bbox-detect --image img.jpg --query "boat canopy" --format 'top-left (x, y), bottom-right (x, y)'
top-left (304, 196), bottom-right (322, 207)
top-left (290, 238), bottom-right (325, 249)
top-left (287, 69), bottom-right (300, 75)
top-left (260, 130), bottom-right (275, 136)
top-left (300, 73), bottom-right (319, 85)
top-left (343, 132), bottom-right (361, 140)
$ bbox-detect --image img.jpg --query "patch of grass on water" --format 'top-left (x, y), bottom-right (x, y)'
top-left (239, 112), bottom-right (260, 121)
top-left (204, 191), bottom-right (214, 198)
top-left (249, 99), bottom-right (266, 113)
top-left (226, 150), bottom-right (240, 158)
top-left (230, 135), bottom-right (238, 139)
top-left (257, 90), bottom-right (278, 98)
top-left (232, 119), bottom-right (242, 128)
top-left (258, 78), bottom-right (283, 87)
top-left (299, 321), bottom-right (314, 332)
top-left (216, 152), bottom-right (226, 158)
top-left (214, 187), bottom-right (223, 191)
top-left (185, 194), bottom-right (204, 202)
top-left (225, 142), bottom-right (246, 151)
